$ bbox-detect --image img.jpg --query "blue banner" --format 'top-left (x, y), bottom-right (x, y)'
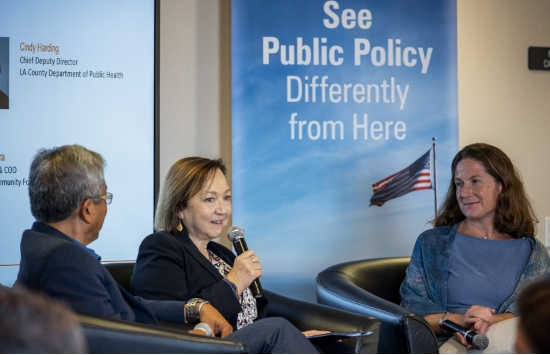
top-left (232, 0), bottom-right (458, 300)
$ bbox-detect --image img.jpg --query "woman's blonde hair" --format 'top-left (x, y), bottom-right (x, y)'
top-left (154, 157), bottom-right (227, 233)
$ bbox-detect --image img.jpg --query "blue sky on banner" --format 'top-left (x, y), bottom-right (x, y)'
top-left (232, 0), bottom-right (457, 300)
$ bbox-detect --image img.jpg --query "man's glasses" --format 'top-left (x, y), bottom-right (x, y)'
top-left (100, 192), bottom-right (113, 205)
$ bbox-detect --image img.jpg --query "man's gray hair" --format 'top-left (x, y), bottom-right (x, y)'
top-left (29, 145), bottom-right (105, 223)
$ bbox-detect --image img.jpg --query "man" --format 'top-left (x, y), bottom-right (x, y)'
top-left (0, 286), bottom-right (86, 353)
top-left (14, 145), bottom-right (317, 354)
top-left (0, 64), bottom-right (8, 109)
top-left (0, 88), bottom-right (7, 109)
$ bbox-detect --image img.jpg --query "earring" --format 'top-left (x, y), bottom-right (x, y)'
top-left (176, 221), bottom-right (183, 232)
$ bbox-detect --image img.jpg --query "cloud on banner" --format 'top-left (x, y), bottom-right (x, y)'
top-left (370, 149), bottom-right (432, 207)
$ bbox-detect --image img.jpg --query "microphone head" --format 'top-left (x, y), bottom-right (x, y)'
top-left (471, 333), bottom-right (489, 351)
top-left (227, 225), bottom-right (245, 242)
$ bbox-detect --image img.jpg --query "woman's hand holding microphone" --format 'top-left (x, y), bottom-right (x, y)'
top-left (226, 250), bottom-right (262, 297)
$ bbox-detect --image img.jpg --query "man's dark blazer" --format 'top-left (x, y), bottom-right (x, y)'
top-left (131, 230), bottom-right (269, 329)
top-left (15, 222), bottom-right (185, 325)
top-left (0, 89), bottom-right (8, 109)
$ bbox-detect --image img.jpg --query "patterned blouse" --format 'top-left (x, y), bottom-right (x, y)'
top-left (208, 249), bottom-right (257, 329)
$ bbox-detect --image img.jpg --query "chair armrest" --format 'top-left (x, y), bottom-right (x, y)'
top-left (157, 319), bottom-right (195, 332)
top-left (263, 290), bottom-right (380, 354)
top-left (78, 313), bottom-right (249, 354)
top-left (316, 273), bottom-right (438, 354)
top-left (316, 271), bottom-right (416, 324)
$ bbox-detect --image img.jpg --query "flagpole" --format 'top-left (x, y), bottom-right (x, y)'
top-left (432, 137), bottom-right (438, 217)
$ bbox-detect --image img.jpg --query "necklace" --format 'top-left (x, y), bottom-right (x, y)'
top-left (189, 236), bottom-right (211, 261)
top-left (483, 231), bottom-right (496, 240)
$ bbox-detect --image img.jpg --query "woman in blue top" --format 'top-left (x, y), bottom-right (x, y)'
top-left (400, 143), bottom-right (550, 349)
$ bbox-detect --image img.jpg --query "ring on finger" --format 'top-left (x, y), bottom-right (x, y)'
top-left (250, 256), bottom-right (255, 263)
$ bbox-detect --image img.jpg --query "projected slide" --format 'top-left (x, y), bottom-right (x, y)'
top-left (0, 0), bottom-right (155, 285)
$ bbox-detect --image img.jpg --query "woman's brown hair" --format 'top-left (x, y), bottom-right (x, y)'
top-left (432, 143), bottom-right (537, 238)
top-left (154, 157), bottom-right (227, 233)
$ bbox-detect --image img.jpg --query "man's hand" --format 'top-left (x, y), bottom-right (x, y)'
top-left (197, 302), bottom-right (233, 338)
top-left (189, 329), bottom-right (211, 336)
top-left (302, 330), bottom-right (330, 337)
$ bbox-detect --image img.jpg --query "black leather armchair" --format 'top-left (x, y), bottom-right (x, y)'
top-left (79, 313), bottom-right (248, 353)
top-left (316, 257), bottom-right (438, 354)
top-left (105, 262), bottom-right (381, 354)
top-left (2, 281), bottom-right (243, 353)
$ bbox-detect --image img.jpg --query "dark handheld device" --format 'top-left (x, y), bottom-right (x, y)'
top-left (442, 319), bottom-right (489, 350)
top-left (227, 225), bottom-right (264, 298)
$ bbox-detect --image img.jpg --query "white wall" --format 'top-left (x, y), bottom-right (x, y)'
top-left (159, 0), bottom-right (232, 246)
top-left (457, 0), bottom-right (550, 243)
top-left (159, 0), bottom-right (550, 248)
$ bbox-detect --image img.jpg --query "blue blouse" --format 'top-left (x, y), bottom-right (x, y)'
top-left (400, 223), bottom-right (550, 316)
top-left (447, 233), bottom-right (531, 314)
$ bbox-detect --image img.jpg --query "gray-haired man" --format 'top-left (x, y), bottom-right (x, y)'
top-left (14, 144), bottom-right (318, 354)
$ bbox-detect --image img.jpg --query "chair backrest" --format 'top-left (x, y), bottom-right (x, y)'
top-left (104, 262), bottom-right (135, 292)
top-left (323, 257), bottom-right (410, 304)
top-left (316, 257), bottom-right (438, 354)
top-left (103, 262), bottom-right (191, 332)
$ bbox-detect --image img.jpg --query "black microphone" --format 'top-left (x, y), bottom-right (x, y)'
top-left (441, 320), bottom-right (489, 350)
top-left (227, 225), bottom-right (263, 298)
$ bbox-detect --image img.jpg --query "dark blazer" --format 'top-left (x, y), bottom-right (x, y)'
top-left (131, 230), bottom-right (268, 329)
top-left (15, 222), bottom-right (185, 325)
top-left (0, 89), bottom-right (8, 109)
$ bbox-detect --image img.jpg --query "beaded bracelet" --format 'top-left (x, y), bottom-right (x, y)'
top-left (224, 278), bottom-right (239, 298)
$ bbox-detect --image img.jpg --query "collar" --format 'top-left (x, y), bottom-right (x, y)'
top-left (173, 230), bottom-right (232, 280)
top-left (31, 221), bottom-right (102, 261)
top-left (68, 236), bottom-right (102, 261)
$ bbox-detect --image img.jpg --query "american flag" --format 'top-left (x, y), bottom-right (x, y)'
top-left (369, 149), bottom-right (432, 207)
